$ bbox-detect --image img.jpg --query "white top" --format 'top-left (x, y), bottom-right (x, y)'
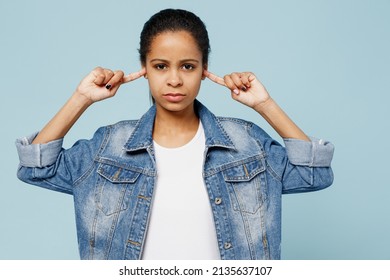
top-left (141, 122), bottom-right (220, 260)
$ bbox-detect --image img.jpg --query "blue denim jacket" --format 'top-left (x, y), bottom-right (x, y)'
top-left (16, 100), bottom-right (334, 260)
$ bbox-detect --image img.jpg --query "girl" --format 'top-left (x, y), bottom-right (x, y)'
top-left (16, 9), bottom-right (334, 260)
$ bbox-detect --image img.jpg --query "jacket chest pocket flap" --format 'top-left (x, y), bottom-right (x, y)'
top-left (223, 159), bottom-right (266, 214)
top-left (95, 163), bottom-right (141, 216)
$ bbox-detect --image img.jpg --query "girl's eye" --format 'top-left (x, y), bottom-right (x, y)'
top-left (155, 64), bottom-right (167, 70)
top-left (182, 64), bottom-right (195, 70)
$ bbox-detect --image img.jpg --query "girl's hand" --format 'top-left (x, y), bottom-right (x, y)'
top-left (204, 70), bottom-right (271, 110)
top-left (76, 67), bottom-right (146, 103)
top-left (204, 70), bottom-right (309, 141)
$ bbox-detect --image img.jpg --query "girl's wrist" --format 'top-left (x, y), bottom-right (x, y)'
top-left (253, 97), bottom-right (275, 115)
top-left (72, 91), bottom-right (94, 108)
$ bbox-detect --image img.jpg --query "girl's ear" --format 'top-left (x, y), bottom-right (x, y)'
top-left (202, 64), bottom-right (208, 80)
top-left (141, 63), bottom-right (147, 79)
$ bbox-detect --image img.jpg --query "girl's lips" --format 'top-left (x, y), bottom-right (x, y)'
top-left (163, 93), bottom-right (185, 102)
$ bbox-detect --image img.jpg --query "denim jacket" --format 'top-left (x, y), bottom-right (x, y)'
top-left (16, 100), bottom-right (334, 260)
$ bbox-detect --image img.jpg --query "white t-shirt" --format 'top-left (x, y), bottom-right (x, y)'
top-left (141, 122), bottom-right (220, 260)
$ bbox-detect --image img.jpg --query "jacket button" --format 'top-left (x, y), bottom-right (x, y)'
top-left (215, 197), bottom-right (222, 205)
top-left (224, 242), bottom-right (232, 249)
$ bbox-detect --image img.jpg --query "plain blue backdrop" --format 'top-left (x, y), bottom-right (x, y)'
top-left (1, 0), bottom-right (389, 259)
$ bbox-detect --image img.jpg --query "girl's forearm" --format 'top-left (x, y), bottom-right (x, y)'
top-left (32, 92), bottom-right (92, 144)
top-left (254, 98), bottom-right (310, 141)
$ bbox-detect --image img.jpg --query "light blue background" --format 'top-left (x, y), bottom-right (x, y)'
top-left (1, 0), bottom-right (389, 259)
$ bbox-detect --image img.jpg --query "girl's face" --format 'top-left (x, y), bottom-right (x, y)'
top-left (145, 31), bottom-right (206, 114)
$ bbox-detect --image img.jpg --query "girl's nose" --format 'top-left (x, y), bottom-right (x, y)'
top-left (167, 70), bottom-right (183, 87)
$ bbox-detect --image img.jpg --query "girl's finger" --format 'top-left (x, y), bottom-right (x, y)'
top-left (204, 70), bottom-right (226, 87)
top-left (92, 67), bottom-right (106, 85)
top-left (123, 68), bottom-right (146, 83)
top-left (240, 72), bottom-right (252, 88)
top-left (105, 70), bottom-right (125, 90)
top-left (223, 74), bottom-right (240, 94)
top-left (230, 72), bottom-right (246, 91)
top-left (103, 69), bottom-right (115, 85)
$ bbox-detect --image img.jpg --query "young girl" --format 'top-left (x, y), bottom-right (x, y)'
top-left (16, 9), bottom-right (334, 260)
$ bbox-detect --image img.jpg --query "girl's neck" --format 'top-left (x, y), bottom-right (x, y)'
top-left (153, 104), bottom-right (199, 148)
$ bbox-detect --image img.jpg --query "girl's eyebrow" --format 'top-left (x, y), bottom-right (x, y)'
top-left (150, 58), bottom-right (200, 64)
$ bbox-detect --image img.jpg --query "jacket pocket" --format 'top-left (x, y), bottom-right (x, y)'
top-left (223, 158), bottom-right (266, 214)
top-left (95, 163), bottom-right (141, 216)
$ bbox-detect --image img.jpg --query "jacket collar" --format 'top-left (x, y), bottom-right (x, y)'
top-left (123, 100), bottom-right (235, 152)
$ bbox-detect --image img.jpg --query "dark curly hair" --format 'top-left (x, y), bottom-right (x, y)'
top-left (139, 9), bottom-right (211, 66)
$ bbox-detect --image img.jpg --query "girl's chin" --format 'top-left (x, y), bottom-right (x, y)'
top-left (155, 100), bottom-right (196, 113)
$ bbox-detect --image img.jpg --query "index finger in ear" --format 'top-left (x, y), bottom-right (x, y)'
top-left (203, 70), bottom-right (227, 87)
top-left (123, 68), bottom-right (146, 83)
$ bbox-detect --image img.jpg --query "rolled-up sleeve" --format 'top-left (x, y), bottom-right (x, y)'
top-left (15, 132), bottom-right (64, 168)
top-left (283, 137), bottom-right (334, 167)
top-left (16, 127), bottom-right (106, 195)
